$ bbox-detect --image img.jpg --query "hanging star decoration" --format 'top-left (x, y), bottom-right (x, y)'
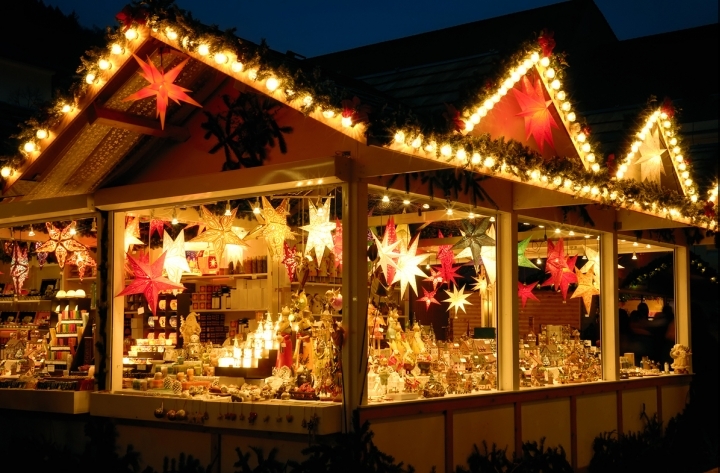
top-left (250, 197), bottom-right (295, 262)
top-left (223, 227), bottom-right (248, 269)
top-left (301, 198), bottom-right (336, 263)
top-left (546, 255), bottom-right (578, 301)
top-left (471, 274), bottom-right (488, 293)
top-left (480, 224), bottom-right (497, 285)
top-left (116, 251), bottom-right (185, 314)
top-left (383, 217), bottom-right (399, 284)
top-left (67, 249), bottom-right (97, 281)
top-left (371, 230), bottom-right (400, 285)
top-left (36, 221), bottom-right (88, 268)
top-left (436, 230), bottom-right (461, 287)
top-left (418, 286), bottom-right (441, 310)
top-left (124, 216), bottom-right (144, 254)
top-left (518, 236), bottom-right (539, 269)
top-left (123, 54), bottom-right (201, 129)
top-left (453, 218), bottom-right (495, 269)
top-left (443, 284), bottom-right (473, 317)
top-left (162, 230), bottom-right (190, 284)
top-left (10, 242), bottom-right (29, 295)
top-left (149, 217), bottom-right (166, 240)
top-left (35, 241), bottom-right (48, 268)
top-left (424, 267), bottom-right (444, 290)
top-left (571, 267), bottom-right (599, 313)
top-left (332, 219), bottom-right (343, 269)
top-left (282, 242), bottom-right (298, 282)
top-left (191, 205), bottom-right (247, 261)
top-left (634, 126), bottom-right (667, 184)
top-left (512, 75), bottom-right (558, 152)
top-left (395, 236), bottom-right (430, 300)
top-left (518, 281), bottom-right (540, 308)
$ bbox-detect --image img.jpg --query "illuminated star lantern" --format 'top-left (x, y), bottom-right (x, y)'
top-left (518, 281), bottom-right (540, 308)
top-left (512, 75), bottom-right (558, 152)
top-left (124, 216), bottom-right (144, 254)
top-left (67, 250), bottom-right (97, 281)
top-left (453, 218), bottom-right (495, 269)
top-left (149, 218), bottom-right (166, 239)
top-left (581, 245), bottom-right (623, 291)
top-left (424, 267), bottom-right (444, 290)
top-left (35, 241), bottom-right (48, 268)
top-left (116, 251), bottom-right (185, 314)
top-left (332, 219), bottom-right (343, 269)
top-left (251, 197), bottom-right (295, 262)
top-left (162, 230), bottom-right (190, 284)
top-left (544, 238), bottom-right (567, 287)
top-left (191, 206), bottom-right (247, 261)
top-left (417, 286), bottom-right (440, 310)
top-left (123, 54), bottom-right (201, 129)
top-left (395, 236), bottom-right (430, 300)
top-left (282, 242), bottom-right (298, 282)
top-left (634, 127), bottom-right (667, 184)
top-left (518, 236), bottom-right (539, 269)
top-left (437, 230), bottom-right (461, 287)
top-left (480, 224), bottom-right (497, 285)
top-left (571, 267), bottom-right (599, 313)
top-left (545, 254), bottom-right (578, 301)
top-left (301, 198), bottom-right (336, 263)
top-left (36, 221), bottom-right (88, 268)
top-left (471, 275), bottom-right (488, 293)
top-left (223, 227), bottom-right (248, 269)
top-left (10, 242), bottom-right (29, 295)
top-left (443, 284), bottom-right (473, 317)
top-left (383, 217), bottom-right (399, 284)
top-left (371, 231), bottom-right (400, 284)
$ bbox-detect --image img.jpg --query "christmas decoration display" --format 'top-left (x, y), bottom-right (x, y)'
top-left (222, 227), bottom-right (247, 269)
top-left (480, 224), bottom-right (497, 285)
top-left (251, 197), bottom-right (295, 261)
top-left (36, 221), bottom-right (88, 268)
top-left (162, 230), bottom-right (190, 284)
top-left (518, 281), bottom-right (540, 308)
top-left (124, 217), bottom-right (144, 254)
top-left (371, 230), bottom-right (400, 284)
top-left (300, 198), bottom-right (336, 263)
top-left (436, 230), bottom-right (461, 287)
top-left (633, 127), bottom-right (667, 184)
top-left (10, 242), bottom-right (29, 295)
top-left (424, 267), bottom-right (444, 290)
top-left (116, 251), bottom-right (185, 314)
top-left (453, 218), bottom-right (495, 269)
top-left (35, 241), bottom-right (48, 268)
top-left (394, 236), bottom-right (430, 300)
top-left (418, 286), bottom-right (440, 310)
top-left (191, 205), bottom-right (247, 261)
top-left (471, 274), bottom-right (488, 293)
top-left (123, 54), bottom-right (201, 129)
top-left (66, 249), bottom-right (97, 281)
top-left (571, 267), bottom-right (599, 313)
top-left (518, 236), bottom-right (539, 269)
top-left (543, 239), bottom-right (578, 301)
top-left (149, 217), bottom-right (166, 239)
top-left (512, 75), bottom-right (558, 152)
top-left (282, 242), bottom-right (298, 282)
top-left (383, 217), bottom-right (399, 284)
top-left (443, 284), bottom-right (473, 317)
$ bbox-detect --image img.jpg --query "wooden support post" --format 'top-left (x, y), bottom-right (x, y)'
top-left (109, 211), bottom-right (127, 392)
top-left (600, 232), bottom-right (619, 381)
top-left (674, 246), bottom-right (691, 370)
top-left (497, 211), bottom-right (519, 391)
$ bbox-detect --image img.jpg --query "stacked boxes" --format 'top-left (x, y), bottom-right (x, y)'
top-left (197, 313), bottom-right (226, 344)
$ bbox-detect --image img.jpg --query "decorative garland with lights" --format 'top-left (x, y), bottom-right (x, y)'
top-left (621, 251), bottom-right (719, 290)
top-left (0, 0), bottom-right (716, 231)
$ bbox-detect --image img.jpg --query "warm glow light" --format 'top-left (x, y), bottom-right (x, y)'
top-left (85, 73), bottom-right (96, 84)
top-left (403, 198), bottom-right (410, 205)
top-left (98, 59), bottom-right (111, 70)
top-left (456, 149), bottom-right (467, 162)
top-left (556, 90), bottom-right (566, 101)
top-left (111, 43), bottom-right (124, 55)
top-left (197, 44), bottom-right (210, 56)
top-left (248, 69), bottom-right (258, 80)
top-left (561, 101), bottom-right (571, 111)
top-left (540, 57), bottom-right (550, 67)
top-left (231, 61), bottom-right (243, 72)
top-left (632, 252), bottom-right (637, 260)
top-left (265, 77), bottom-right (279, 91)
top-left (36, 129), bottom-right (48, 140)
top-left (171, 208), bottom-right (178, 225)
top-left (545, 68), bottom-right (556, 79)
top-left (125, 28), bottom-right (138, 40)
top-left (555, 228), bottom-right (561, 234)
top-left (591, 163), bottom-right (600, 172)
top-left (23, 141), bottom-right (36, 153)
top-left (382, 195), bottom-right (390, 203)
top-left (531, 52), bottom-right (540, 63)
top-left (411, 136), bottom-right (422, 148)
top-left (1, 166), bottom-right (11, 178)
top-left (341, 116), bottom-right (352, 127)
top-left (471, 153), bottom-right (481, 165)
top-left (61, 104), bottom-right (73, 113)
top-left (566, 112), bottom-right (576, 122)
top-left (394, 131), bottom-right (405, 143)
top-left (214, 52), bottom-right (228, 64)
top-left (166, 28), bottom-right (178, 40)
top-left (446, 207), bottom-right (454, 216)
top-left (483, 156), bottom-right (495, 168)
top-left (322, 110), bottom-right (335, 119)
top-left (422, 203), bottom-right (430, 209)
top-left (586, 153), bottom-right (595, 162)
top-left (440, 144), bottom-right (452, 157)
top-left (581, 143), bottom-right (591, 153)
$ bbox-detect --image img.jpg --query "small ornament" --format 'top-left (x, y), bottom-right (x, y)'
top-left (154, 403), bottom-right (165, 419)
top-left (172, 380), bottom-right (182, 394)
top-left (176, 409), bottom-right (187, 421)
top-left (248, 412), bottom-right (258, 425)
top-left (286, 414), bottom-right (294, 423)
top-left (163, 377), bottom-right (172, 390)
top-left (166, 410), bottom-right (177, 421)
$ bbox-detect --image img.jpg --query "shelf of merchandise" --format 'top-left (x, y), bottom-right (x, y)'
top-left (56, 333), bottom-right (81, 338)
top-left (64, 277), bottom-right (96, 282)
top-left (49, 346), bottom-right (71, 351)
top-left (292, 281), bottom-right (342, 288)
top-left (58, 319), bottom-right (84, 324)
top-left (181, 273), bottom-right (268, 281)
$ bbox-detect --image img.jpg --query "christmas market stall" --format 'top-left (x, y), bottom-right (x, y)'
top-left (0, 2), bottom-right (715, 472)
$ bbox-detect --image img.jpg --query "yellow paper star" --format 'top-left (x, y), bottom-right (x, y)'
top-left (300, 198), bottom-right (336, 263)
top-left (124, 216), bottom-right (144, 254)
top-left (36, 221), bottom-right (89, 268)
top-left (571, 267), bottom-right (599, 313)
top-left (191, 206), bottom-right (247, 261)
top-left (395, 236), bottom-right (430, 300)
top-left (251, 197), bottom-right (295, 261)
top-left (163, 230), bottom-right (190, 284)
top-left (371, 231), bottom-right (400, 283)
top-left (634, 126), bottom-right (667, 184)
top-left (443, 284), bottom-right (473, 317)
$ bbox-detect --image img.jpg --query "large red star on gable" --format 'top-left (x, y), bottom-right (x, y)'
top-left (512, 75), bottom-right (558, 152)
top-left (36, 222), bottom-right (88, 268)
top-left (518, 281), bottom-right (540, 309)
top-left (417, 286), bottom-right (440, 310)
top-left (123, 54), bottom-right (201, 129)
top-left (116, 251), bottom-right (185, 314)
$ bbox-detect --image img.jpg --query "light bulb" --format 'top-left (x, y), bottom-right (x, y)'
top-left (422, 203), bottom-right (430, 209)
top-left (224, 201), bottom-right (232, 216)
top-left (69, 224), bottom-right (77, 236)
top-left (248, 69), bottom-right (258, 80)
top-left (468, 212), bottom-right (475, 219)
top-left (197, 44), bottom-right (210, 56)
top-left (645, 244), bottom-right (651, 249)
top-left (440, 144), bottom-right (452, 157)
top-left (85, 73), bottom-right (96, 84)
top-left (166, 28), bottom-right (178, 41)
top-left (382, 195), bottom-right (390, 203)
top-left (581, 143), bottom-right (591, 153)
top-left (23, 141), bottom-right (37, 153)
top-left (341, 116), bottom-right (352, 127)
top-left (545, 68), bottom-right (556, 79)
top-left (489, 216), bottom-right (496, 222)
top-left (403, 199), bottom-right (410, 205)
top-left (556, 90), bottom-right (566, 101)
top-left (633, 241), bottom-right (638, 247)
top-left (266, 77), bottom-right (279, 91)
top-left (536, 257), bottom-right (542, 265)
top-left (555, 228), bottom-right (561, 234)
top-left (566, 112), bottom-right (576, 122)
top-left (125, 28), bottom-right (138, 40)
top-left (171, 208), bottom-right (178, 225)
top-left (530, 52), bottom-right (540, 63)
top-left (28, 225), bottom-right (35, 237)
top-left (253, 202), bottom-right (261, 214)
top-left (483, 156), bottom-right (495, 168)
top-left (561, 101), bottom-right (571, 112)
top-left (302, 95), bottom-right (313, 107)
top-left (591, 163), bottom-right (600, 173)
top-left (446, 208), bottom-right (454, 216)
top-left (61, 104), bottom-right (73, 113)
top-left (322, 110), bottom-right (335, 119)
top-left (214, 52), bottom-right (228, 64)
top-left (111, 43), bottom-right (124, 55)
top-left (632, 252), bottom-right (637, 260)
top-left (456, 149), bottom-right (467, 162)
top-left (98, 59), bottom-right (111, 70)
top-left (540, 57), bottom-right (550, 67)
top-left (231, 61), bottom-right (243, 72)
top-left (1, 167), bottom-right (12, 178)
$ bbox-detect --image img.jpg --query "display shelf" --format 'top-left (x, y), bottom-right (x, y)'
top-left (50, 346), bottom-right (71, 351)
top-left (64, 277), bottom-right (96, 282)
top-left (45, 360), bottom-right (69, 365)
top-left (0, 389), bottom-right (90, 414)
top-left (192, 308), bottom-right (265, 313)
top-left (0, 299), bottom-right (51, 304)
top-left (292, 281), bottom-right (342, 288)
top-left (59, 319), bottom-right (84, 324)
top-left (182, 273), bottom-right (268, 280)
top-left (56, 333), bottom-right (80, 338)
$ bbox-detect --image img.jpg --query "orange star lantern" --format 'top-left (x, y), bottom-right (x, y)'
top-left (116, 251), bottom-right (185, 314)
top-left (67, 250), bottom-right (97, 281)
top-left (124, 54), bottom-right (201, 129)
top-left (512, 75), bottom-right (558, 152)
top-left (36, 221), bottom-right (88, 268)
top-left (191, 206), bottom-right (247, 261)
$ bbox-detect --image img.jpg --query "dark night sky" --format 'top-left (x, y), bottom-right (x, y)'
top-left (44, 0), bottom-right (718, 57)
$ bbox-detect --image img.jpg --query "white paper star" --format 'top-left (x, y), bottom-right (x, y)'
top-left (480, 224), bottom-right (497, 285)
top-left (162, 230), bottom-right (190, 284)
top-left (634, 127), bottom-right (667, 184)
top-left (582, 245), bottom-right (623, 290)
top-left (443, 284), bottom-right (473, 317)
top-left (371, 231), bottom-right (400, 284)
top-left (301, 198), bottom-right (336, 263)
top-left (125, 217), bottom-right (144, 254)
top-left (395, 236), bottom-right (430, 300)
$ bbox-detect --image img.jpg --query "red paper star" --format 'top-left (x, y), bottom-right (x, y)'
top-left (417, 286), bottom-right (440, 310)
top-left (544, 255), bottom-right (578, 301)
top-left (512, 75), bottom-right (558, 152)
top-left (11, 242), bottom-right (29, 295)
top-left (282, 242), bottom-right (298, 282)
top-left (424, 267), bottom-right (444, 289)
top-left (123, 54), bottom-right (201, 129)
top-left (36, 221), bottom-right (88, 268)
top-left (518, 281), bottom-right (540, 308)
top-left (67, 250), bottom-right (97, 281)
top-left (116, 251), bottom-right (185, 314)
top-left (333, 219), bottom-right (343, 269)
top-left (149, 218), bottom-right (166, 239)
top-left (544, 238), bottom-right (567, 287)
top-left (383, 216), bottom-right (398, 285)
top-left (436, 230), bottom-right (461, 287)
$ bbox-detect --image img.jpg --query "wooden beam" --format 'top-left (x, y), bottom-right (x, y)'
top-left (0, 194), bottom-right (95, 225)
top-left (88, 103), bottom-right (190, 141)
top-left (514, 182), bottom-right (594, 209)
top-left (616, 209), bottom-right (688, 231)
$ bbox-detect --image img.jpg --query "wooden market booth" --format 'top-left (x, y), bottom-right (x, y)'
top-left (0, 4), bottom-right (715, 472)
